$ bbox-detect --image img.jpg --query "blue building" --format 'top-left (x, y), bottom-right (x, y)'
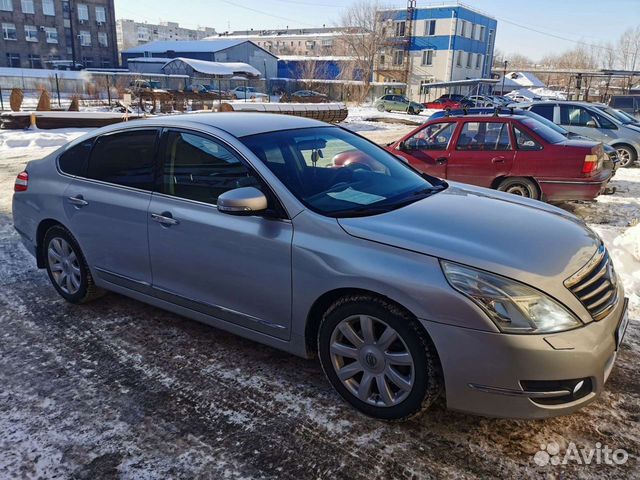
top-left (376, 4), bottom-right (497, 99)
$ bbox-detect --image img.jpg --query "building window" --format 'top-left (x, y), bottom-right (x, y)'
top-left (95, 5), bottom-right (106, 23)
top-left (21, 0), bottom-right (33, 13)
top-left (394, 21), bottom-right (405, 37)
top-left (6, 52), bottom-right (20, 67)
top-left (79, 30), bottom-right (91, 46)
top-left (98, 32), bottom-right (107, 47)
top-left (2, 23), bottom-right (17, 40)
top-left (392, 49), bottom-right (404, 65)
top-left (476, 53), bottom-right (482, 69)
top-left (100, 58), bottom-right (110, 68)
top-left (459, 20), bottom-right (466, 37)
top-left (379, 54), bottom-right (385, 65)
top-left (81, 56), bottom-right (93, 67)
top-left (24, 25), bottom-right (37, 41)
top-left (425, 19), bottom-right (436, 36)
top-left (28, 53), bottom-right (41, 68)
top-left (77, 3), bottom-right (88, 21)
top-left (42, 0), bottom-right (54, 15)
top-left (45, 27), bottom-right (57, 43)
top-left (137, 26), bottom-right (149, 41)
top-left (456, 50), bottom-right (462, 67)
top-left (479, 26), bottom-right (486, 42)
top-left (466, 52), bottom-right (472, 68)
top-left (471, 24), bottom-right (477, 40)
top-left (421, 49), bottom-right (434, 66)
top-left (0, 0), bottom-right (12, 11)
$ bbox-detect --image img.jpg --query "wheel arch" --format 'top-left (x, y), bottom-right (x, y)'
top-left (35, 218), bottom-right (65, 268)
top-left (492, 175), bottom-right (542, 197)
top-left (611, 142), bottom-right (638, 159)
top-left (304, 287), bottom-right (440, 360)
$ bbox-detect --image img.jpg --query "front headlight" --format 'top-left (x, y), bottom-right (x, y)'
top-left (441, 261), bottom-right (582, 334)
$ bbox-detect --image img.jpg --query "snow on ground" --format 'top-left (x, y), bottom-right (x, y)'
top-left (340, 105), bottom-right (435, 144)
top-left (0, 125), bottom-right (639, 478)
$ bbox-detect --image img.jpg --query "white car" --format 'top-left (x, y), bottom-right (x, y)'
top-left (231, 86), bottom-right (268, 100)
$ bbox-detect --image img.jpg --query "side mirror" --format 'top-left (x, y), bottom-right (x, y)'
top-left (586, 119), bottom-right (598, 128)
top-left (217, 187), bottom-right (267, 215)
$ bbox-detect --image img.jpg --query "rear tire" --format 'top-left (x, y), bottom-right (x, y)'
top-left (408, 107), bottom-right (415, 115)
top-left (43, 225), bottom-right (105, 304)
top-left (318, 295), bottom-right (441, 421)
top-left (614, 144), bottom-right (636, 167)
top-left (497, 177), bottom-right (540, 199)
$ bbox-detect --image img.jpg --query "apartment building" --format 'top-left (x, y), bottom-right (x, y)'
top-left (0, 0), bottom-right (118, 69)
top-left (376, 5), bottom-right (497, 99)
top-left (116, 19), bottom-right (216, 58)
top-left (209, 27), bottom-right (352, 57)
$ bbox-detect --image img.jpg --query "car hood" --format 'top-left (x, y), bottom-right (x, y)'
top-left (337, 183), bottom-right (600, 289)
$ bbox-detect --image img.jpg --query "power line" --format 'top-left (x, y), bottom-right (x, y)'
top-left (270, 0), bottom-right (348, 8)
top-left (218, 0), bottom-right (318, 28)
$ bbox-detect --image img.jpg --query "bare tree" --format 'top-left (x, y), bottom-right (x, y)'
top-left (618, 26), bottom-right (640, 71)
top-left (338, 0), bottom-right (385, 103)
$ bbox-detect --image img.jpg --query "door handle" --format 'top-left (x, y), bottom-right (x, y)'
top-left (67, 195), bottom-right (88, 207)
top-left (491, 157), bottom-right (505, 164)
top-left (151, 212), bottom-right (179, 226)
top-left (435, 157), bottom-right (448, 165)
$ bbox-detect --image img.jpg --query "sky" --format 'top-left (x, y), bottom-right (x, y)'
top-left (113, 0), bottom-right (640, 60)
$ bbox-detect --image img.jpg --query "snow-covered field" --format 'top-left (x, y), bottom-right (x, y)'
top-left (0, 123), bottom-right (638, 479)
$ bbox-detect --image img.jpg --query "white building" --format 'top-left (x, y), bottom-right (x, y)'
top-left (116, 19), bottom-right (216, 61)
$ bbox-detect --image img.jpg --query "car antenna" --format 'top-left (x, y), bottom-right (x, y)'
top-left (493, 106), bottom-right (501, 117)
top-left (444, 107), bottom-right (451, 117)
top-left (462, 106), bottom-right (468, 115)
top-left (509, 106), bottom-right (515, 115)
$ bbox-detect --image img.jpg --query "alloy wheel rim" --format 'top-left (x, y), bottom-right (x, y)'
top-left (616, 148), bottom-right (631, 166)
top-left (330, 315), bottom-right (415, 407)
top-left (506, 184), bottom-right (530, 197)
top-left (47, 237), bottom-right (81, 295)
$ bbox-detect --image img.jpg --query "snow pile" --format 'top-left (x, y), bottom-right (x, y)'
top-left (608, 223), bottom-right (640, 307)
top-left (0, 128), bottom-right (90, 158)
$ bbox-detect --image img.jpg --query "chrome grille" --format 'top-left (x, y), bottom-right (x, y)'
top-left (565, 245), bottom-right (618, 321)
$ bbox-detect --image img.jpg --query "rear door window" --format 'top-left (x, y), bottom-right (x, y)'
top-left (513, 126), bottom-right (543, 151)
top-left (529, 104), bottom-right (555, 121)
top-left (456, 122), bottom-right (511, 151)
top-left (87, 129), bottom-right (158, 190)
top-left (559, 105), bottom-right (597, 127)
top-left (58, 138), bottom-right (94, 176)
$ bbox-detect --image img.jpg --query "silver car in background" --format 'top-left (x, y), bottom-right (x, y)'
top-left (12, 113), bottom-right (629, 420)
top-left (521, 100), bottom-right (640, 167)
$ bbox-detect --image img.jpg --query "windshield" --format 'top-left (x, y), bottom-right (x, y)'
top-left (597, 106), bottom-right (635, 124)
top-left (520, 117), bottom-right (567, 144)
top-left (241, 127), bottom-right (444, 217)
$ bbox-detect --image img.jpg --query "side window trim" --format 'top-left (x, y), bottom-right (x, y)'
top-left (158, 127), bottom-right (289, 219)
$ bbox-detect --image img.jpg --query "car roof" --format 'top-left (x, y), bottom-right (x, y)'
top-left (81, 113), bottom-right (329, 139)
top-left (431, 114), bottom-right (530, 121)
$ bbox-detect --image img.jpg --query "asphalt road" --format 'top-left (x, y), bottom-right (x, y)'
top-left (0, 148), bottom-right (638, 479)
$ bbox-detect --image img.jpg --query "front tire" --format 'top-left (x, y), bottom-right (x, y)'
top-left (497, 177), bottom-right (540, 199)
top-left (376, 104), bottom-right (385, 112)
top-left (44, 225), bottom-right (104, 304)
top-left (318, 296), bottom-right (441, 420)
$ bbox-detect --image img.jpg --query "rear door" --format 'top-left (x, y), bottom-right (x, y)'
top-left (394, 121), bottom-right (457, 177)
top-left (559, 104), bottom-right (609, 141)
top-left (446, 120), bottom-right (514, 187)
top-left (63, 128), bottom-right (158, 286)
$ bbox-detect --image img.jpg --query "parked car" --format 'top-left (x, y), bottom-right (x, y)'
top-left (609, 95), bottom-right (640, 118)
top-left (13, 113), bottom-right (628, 420)
top-left (437, 93), bottom-right (466, 102)
top-left (614, 108), bottom-right (640, 126)
top-left (185, 84), bottom-right (211, 94)
top-left (291, 90), bottom-right (329, 102)
top-left (591, 103), bottom-right (640, 128)
top-left (507, 93), bottom-right (543, 103)
top-left (521, 101), bottom-right (640, 167)
top-left (466, 95), bottom-right (497, 107)
top-left (127, 79), bottom-right (164, 95)
top-left (231, 86), bottom-right (268, 100)
top-left (374, 95), bottom-right (424, 114)
top-left (387, 114), bottom-right (612, 202)
top-left (423, 98), bottom-right (462, 110)
top-left (428, 107), bottom-right (620, 175)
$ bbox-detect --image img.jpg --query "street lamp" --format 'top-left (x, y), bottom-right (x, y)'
top-left (501, 60), bottom-right (508, 95)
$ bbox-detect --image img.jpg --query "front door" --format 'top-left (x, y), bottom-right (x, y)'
top-left (395, 121), bottom-right (457, 177)
top-left (446, 120), bottom-right (514, 187)
top-left (63, 128), bottom-right (158, 286)
top-left (147, 129), bottom-right (293, 339)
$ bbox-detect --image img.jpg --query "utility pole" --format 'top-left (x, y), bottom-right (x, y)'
top-left (501, 60), bottom-right (508, 95)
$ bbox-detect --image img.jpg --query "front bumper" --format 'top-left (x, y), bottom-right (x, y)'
top-left (421, 285), bottom-right (626, 418)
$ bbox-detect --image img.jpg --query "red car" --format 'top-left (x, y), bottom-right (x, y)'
top-left (385, 115), bottom-right (612, 202)
top-left (423, 98), bottom-right (462, 110)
